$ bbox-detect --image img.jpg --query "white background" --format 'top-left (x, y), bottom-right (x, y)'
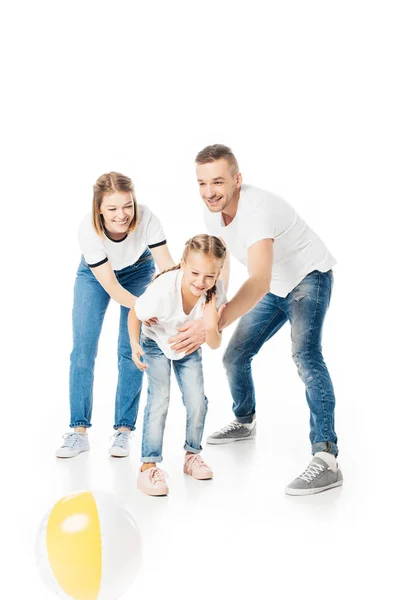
top-left (2, 1), bottom-right (399, 599)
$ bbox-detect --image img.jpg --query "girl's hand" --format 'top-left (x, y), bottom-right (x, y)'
top-left (202, 295), bottom-right (225, 330)
top-left (131, 342), bottom-right (147, 371)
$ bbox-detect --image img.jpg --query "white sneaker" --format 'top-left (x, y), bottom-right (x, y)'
top-left (109, 431), bottom-right (133, 457)
top-left (56, 432), bottom-right (89, 458)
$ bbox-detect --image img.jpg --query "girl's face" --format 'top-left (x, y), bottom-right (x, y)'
top-left (99, 191), bottom-right (134, 235)
top-left (181, 251), bottom-right (223, 297)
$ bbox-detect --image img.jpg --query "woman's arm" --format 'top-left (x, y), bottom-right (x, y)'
top-left (90, 261), bottom-right (136, 308)
top-left (128, 307), bottom-right (147, 371)
top-left (150, 243), bottom-right (176, 272)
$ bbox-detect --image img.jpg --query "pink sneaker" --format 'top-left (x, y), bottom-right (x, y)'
top-left (184, 454), bottom-right (213, 480)
top-left (137, 467), bottom-right (169, 496)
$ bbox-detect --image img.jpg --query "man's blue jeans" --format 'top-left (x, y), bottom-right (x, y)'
top-left (69, 249), bottom-right (155, 430)
top-left (223, 270), bottom-right (338, 456)
top-left (140, 336), bottom-right (208, 463)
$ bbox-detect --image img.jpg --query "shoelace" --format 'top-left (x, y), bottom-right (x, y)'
top-left (220, 421), bottom-right (246, 434)
top-left (148, 467), bottom-right (168, 484)
top-left (110, 431), bottom-right (132, 448)
top-left (185, 454), bottom-right (209, 470)
top-left (299, 461), bottom-right (325, 483)
top-left (61, 432), bottom-right (82, 449)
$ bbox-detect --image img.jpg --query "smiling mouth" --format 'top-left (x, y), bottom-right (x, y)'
top-left (114, 218), bottom-right (129, 225)
top-left (205, 197), bottom-right (222, 205)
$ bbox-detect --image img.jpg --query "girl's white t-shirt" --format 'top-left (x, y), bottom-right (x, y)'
top-left (78, 204), bottom-right (166, 270)
top-left (204, 184), bottom-right (336, 298)
top-left (135, 269), bottom-right (227, 360)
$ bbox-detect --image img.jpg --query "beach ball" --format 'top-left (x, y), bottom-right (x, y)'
top-left (35, 490), bottom-right (142, 600)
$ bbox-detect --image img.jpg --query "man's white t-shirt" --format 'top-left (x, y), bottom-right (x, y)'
top-left (78, 205), bottom-right (166, 270)
top-left (204, 184), bottom-right (336, 298)
top-left (135, 269), bottom-right (227, 360)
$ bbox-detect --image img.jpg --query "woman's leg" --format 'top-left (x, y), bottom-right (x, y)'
top-left (69, 259), bottom-right (110, 429)
top-left (114, 252), bottom-right (156, 430)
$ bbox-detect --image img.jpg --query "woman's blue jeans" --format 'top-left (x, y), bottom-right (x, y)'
top-left (69, 249), bottom-right (155, 430)
top-left (223, 270), bottom-right (339, 456)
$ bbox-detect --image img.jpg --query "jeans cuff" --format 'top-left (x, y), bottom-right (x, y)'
top-left (312, 441), bottom-right (338, 457)
top-left (141, 455), bottom-right (162, 463)
top-left (234, 414), bottom-right (255, 425)
top-left (114, 423), bottom-right (136, 431)
top-left (70, 421), bottom-right (92, 428)
top-left (184, 443), bottom-right (202, 454)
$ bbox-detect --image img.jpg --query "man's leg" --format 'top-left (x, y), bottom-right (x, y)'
top-left (284, 270), bottom-right (342, 495)
top-left (207, 292), bottom-right (288, 444)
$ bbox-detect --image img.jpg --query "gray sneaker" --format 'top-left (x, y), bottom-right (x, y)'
top-left (207, 420), bottom-right (256, 445)
top-left (285, 456), bottom-right (343, 496)
top-left (109, 431), bottom-right (133, 457)
top-left (56, 432), bottom-right (89, 458)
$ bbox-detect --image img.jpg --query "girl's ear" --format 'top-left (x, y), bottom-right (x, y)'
top-left (180, 258), bottom-right (185, 269)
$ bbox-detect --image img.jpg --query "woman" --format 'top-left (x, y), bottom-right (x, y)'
top-left (56, 171), bottom-right (175, 459)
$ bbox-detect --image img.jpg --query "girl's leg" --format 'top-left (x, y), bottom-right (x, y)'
top-left (69, 259), bottom-right (110, 429)
top-left (140, 337), bottom-right (171, 464)
top-left (173, 349), bottom-right (207, 454)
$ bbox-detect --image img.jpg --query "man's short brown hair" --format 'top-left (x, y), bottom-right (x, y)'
top-left (195, 144), bottom-right (239, 174)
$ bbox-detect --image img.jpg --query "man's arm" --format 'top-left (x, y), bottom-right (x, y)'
top-left (218, 238), bottom-right (273, 330)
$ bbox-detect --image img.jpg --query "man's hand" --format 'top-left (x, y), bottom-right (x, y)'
top-left (143, 317), bottom-right (158, 327)
top-left (168, 319), bottom-right (206, 355)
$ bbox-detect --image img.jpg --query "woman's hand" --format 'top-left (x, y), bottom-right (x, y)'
top-left (131, 342), bottom-right (147, 371)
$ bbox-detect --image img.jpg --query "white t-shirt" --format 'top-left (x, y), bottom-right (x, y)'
top-left (135, 269), bottom-right (227, 360)
top-left (204, 184), bottom-right (336, 298)
top-left (78, 204), bottom-right (166, 270)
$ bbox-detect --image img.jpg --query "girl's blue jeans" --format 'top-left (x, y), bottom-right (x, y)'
top-left (140, 336), bottom-right (207, 462)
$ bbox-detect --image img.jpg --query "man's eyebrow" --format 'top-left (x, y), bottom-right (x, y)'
top-left (197, 177), bottom-right (226, 182)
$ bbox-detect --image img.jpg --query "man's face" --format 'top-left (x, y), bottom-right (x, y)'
top-left (196, 159), bottom-right (241, 213)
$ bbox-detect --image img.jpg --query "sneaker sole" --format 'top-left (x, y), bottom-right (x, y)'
top-left (55, 448), bottom-right (89, 459)
top-left (109, 450), bottom-right (129, 458)
top-left (137, 483), bottom-right (168, 496)
top-left (206, 434), bottom-right (256, 445)
top-left (184, 469), bottom-right (213, 480)
top-left (284, 480), bottom-right (343, 496)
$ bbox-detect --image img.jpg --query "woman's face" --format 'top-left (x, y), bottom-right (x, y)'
top-left (99, 191), bottom-right (134, 235)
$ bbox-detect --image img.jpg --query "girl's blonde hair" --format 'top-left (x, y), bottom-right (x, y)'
top-left (153, 234), bottom-right (226, 303)
top-left (92, 172), bottom-right (139, 236)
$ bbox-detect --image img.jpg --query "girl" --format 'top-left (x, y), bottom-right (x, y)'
top-left (56, 172), bottom-right (176, 459)
top-left (129, 235), bottom-right (227, 496)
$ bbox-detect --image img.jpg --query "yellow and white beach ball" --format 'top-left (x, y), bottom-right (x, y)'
top-left (35, 490), bottom-right (142, 600)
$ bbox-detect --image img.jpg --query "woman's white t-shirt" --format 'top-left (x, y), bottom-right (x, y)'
top-left (204, 184), bottom-right (336, 298)
top-left (78, 205), bottom-right (166, 270)
top-left (135, 269), bottom-right (227, 360)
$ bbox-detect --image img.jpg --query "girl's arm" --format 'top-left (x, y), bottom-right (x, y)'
top-left (203, 296), bottom-right (225, 349)
top-left (91, 261), bottom-right (137, 308)
top-left (128, 307), bottom-right (147, 371)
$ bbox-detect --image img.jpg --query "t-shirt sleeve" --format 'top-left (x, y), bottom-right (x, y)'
top-left (134, 286), bottom-right (162, 321)
top-left (78, 215), bottom-right (108, 267)
top-left (144, 208), bottom-right (167, 248)
top-left (215, 279), bottom-right (228, 308)
top-left (242, 195), bottom-right (295, 249)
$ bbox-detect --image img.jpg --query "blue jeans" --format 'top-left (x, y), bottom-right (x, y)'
top-left (140, 336), bottom-right (208, 462)
top-left (69, 249), bottom-right (156, 430)
top-left (223, 270), bottom-right (338, 456)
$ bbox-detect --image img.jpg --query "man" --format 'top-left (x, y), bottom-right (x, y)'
top-left (192, 144), bottom-right (342, 496)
